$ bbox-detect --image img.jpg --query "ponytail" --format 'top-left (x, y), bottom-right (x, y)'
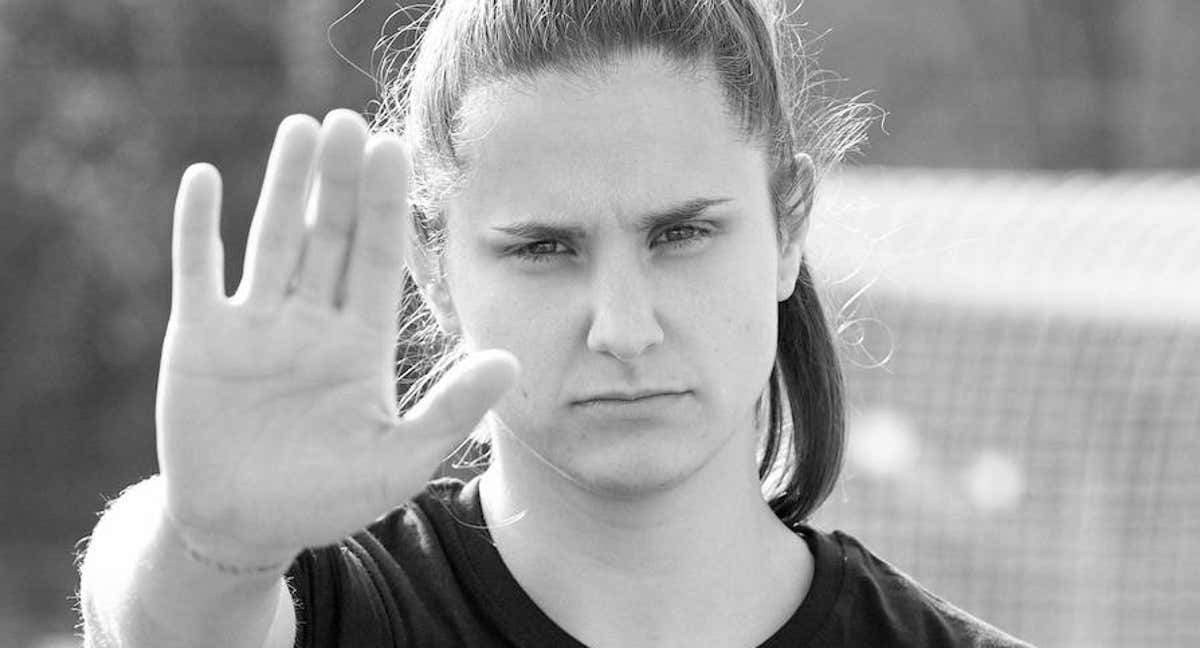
top-left (760, 260), bottom-right (845, 527)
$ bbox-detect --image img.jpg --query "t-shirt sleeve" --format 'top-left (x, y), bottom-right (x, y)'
top-left (825, 531), bottom-right (1037, 647)
top-left (283, 498), bottom-right (489, 648)
top-left (286, 538), bottom-right (402, 647)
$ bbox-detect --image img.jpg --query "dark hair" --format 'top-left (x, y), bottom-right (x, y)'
top-left (373, 0), bottom-right (875, 525)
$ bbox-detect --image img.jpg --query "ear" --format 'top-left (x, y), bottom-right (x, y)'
top-left (776, 153), bottom-right (814, 302)
top-left (402, 209), bottom-right (462, 337)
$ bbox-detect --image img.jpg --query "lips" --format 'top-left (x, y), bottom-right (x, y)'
top-left (572, 392), bottom-right (690, 420)
top-left (575, 390), bottom-right (687, 403)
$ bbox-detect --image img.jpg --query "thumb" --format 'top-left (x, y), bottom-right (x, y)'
top-left (402, 349), bottom-right (520, 432)
top-left (371, 349), bottom-right (520, 505)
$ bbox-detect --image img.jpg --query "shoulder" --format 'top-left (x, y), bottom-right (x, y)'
top-left (286, 477), bottom-right (484, 647)
top-left (804, 526), bottom-right (1036, 648)
top-left (293, 476), bottom-right (468, 570)
top-left (362, 476), bottom-right (473, 554)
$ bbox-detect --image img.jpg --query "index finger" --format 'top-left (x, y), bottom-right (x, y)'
top-left (343, 132), bottom-right (411, 336)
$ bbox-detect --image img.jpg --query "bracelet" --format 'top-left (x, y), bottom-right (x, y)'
top-left (180, 543), bottom-right (289, 577)
top-left (163, 512), bottom-right (290, 576)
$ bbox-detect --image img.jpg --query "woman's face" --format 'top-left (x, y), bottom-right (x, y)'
top-left (440, 53), bottom-right (803, 496)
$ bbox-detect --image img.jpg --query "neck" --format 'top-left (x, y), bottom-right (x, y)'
top-left (478, 418), bottom-right (812, 647)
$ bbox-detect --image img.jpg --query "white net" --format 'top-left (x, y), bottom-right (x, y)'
top-left (808, 168), bottom-right (1200, 647)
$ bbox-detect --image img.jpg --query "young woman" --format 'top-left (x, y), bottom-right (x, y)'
top-left (79, 1), bottom-right (1032, 646)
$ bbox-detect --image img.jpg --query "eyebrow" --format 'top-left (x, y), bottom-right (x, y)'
top-left (490, 197), bottom-right (734, 240)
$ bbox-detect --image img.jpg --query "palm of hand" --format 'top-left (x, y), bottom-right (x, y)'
top-left (155, 110), bottom-right (517, 566)
top-left (158, 302), bottom-right (400, 554)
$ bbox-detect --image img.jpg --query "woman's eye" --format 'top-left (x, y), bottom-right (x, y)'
top-left (512, 240), bottom-right (566, 264)
top-left (509, 225), bottom-right (712, 265)
top-left (656, 224), bottom-right (711, 246)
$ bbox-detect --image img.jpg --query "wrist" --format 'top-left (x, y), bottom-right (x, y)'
top-left (158, 501), bottom-right (297, 580)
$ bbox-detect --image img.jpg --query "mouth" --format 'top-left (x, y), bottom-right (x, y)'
top-left (572, 392), bottom-right (692, 419)
top-left (576, 390), bottom-right (688, 404)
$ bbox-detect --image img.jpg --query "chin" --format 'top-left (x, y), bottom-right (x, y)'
top-left (563, 440), bottom-right (712, 500)
top-left (489, 408), bottom-right (740, 500)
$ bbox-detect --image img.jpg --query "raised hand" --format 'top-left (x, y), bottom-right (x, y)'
top-left (155, 110), bottom-right (517, 569)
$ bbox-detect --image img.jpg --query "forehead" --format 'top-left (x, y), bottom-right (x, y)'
top-left (448, 53), bottom-right (767, 225)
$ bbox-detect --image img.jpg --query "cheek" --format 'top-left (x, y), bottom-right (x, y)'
top-left (458, 294), bottom-right (563, 432)
top-left (460, 286), bottom-right (559, 360)
top-left (445, 242), bottom-right (521, 349)
top-left (720, 292), bottom-right (778, 374)
top-left (452, 269), bottom-right (569, 400)
top-left (688, 249), bottom-right (779, 393)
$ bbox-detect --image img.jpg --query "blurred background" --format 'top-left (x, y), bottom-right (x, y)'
top-left (1, 0), bottom-right (1197, 646)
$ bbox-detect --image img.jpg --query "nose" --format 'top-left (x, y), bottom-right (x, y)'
top-left (585, 258), bottom-right (664, 362)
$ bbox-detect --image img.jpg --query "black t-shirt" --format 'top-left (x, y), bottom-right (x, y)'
top-left (286, 476), bottom-right (1033, 647)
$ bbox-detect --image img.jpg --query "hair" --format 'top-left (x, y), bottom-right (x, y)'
top-left (370, 0), bottom-right (876, 527)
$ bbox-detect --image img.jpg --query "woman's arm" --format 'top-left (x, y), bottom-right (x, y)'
top-left (76, 109), bottom-right (517, 647)
top-left (78, 476), bottom-right (295, 648)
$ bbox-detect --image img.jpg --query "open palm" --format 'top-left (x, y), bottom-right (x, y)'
top-left (155, 110), bottom-right (517, 567)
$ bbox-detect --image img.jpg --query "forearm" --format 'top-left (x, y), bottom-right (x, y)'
top-left (77, 476), bottom-right (294, 648)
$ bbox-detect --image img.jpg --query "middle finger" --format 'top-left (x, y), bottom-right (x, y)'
top-left (293, 109), bottom-right (369, 309)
